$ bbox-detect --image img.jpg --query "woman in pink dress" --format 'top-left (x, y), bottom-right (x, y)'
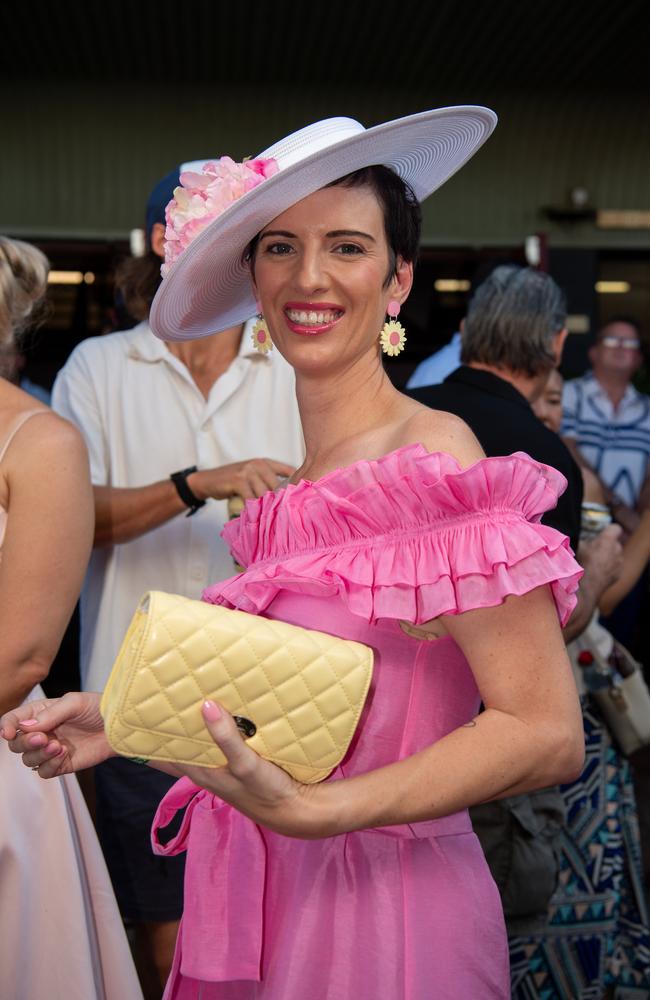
top-left (0, 236), bottom-right (143, 999)
top-left (3, 110), bottom-right (585, 999)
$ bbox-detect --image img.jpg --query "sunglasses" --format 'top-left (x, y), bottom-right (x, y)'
top-left (600, 336), bottom-right (640, 350)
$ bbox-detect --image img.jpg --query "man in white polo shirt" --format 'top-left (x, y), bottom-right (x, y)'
top-left (52, 164), bottom-right (304, 994)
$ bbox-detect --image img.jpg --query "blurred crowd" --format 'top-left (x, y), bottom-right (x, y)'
top-left (2, 148), bottom-right (650, 1000)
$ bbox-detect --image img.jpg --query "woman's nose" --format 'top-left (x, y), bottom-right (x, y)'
top-left (294, 249), bottom-right (328, 295)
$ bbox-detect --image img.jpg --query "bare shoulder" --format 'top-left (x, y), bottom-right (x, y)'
top-left (3, 408), bottom-right (88, 469)
top-left (400, 403), bottom-right (485, 469)
top-left (0, 404), bottom-right (88, 512)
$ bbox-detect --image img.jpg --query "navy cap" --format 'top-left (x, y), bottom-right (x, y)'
top-left (145, 167), bottom-right (181, 242)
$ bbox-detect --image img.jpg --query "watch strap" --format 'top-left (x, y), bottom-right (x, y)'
top-left (170, 466), bottom-right (206, 517)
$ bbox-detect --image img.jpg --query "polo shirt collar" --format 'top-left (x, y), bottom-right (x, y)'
top-left (444, 365), bottom-right (532, 411)
top-left (583, 369), bottom-right (640, 408)
top-left (126, 320), bottom-right (168, 362)
top-left (127, 317), bottom-right (262, 364)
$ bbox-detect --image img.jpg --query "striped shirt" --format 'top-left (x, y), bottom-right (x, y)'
top-left (562, 370), bottom-right (650, 506)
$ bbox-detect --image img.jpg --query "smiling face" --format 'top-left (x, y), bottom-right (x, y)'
top-left (250, 184), bottom-right (412, 375)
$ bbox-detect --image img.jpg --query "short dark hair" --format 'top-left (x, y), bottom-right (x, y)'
top-left (245, 165), bottom-right (421, 287)
top-left (327, 166), bottom-right (421, 284)
top-left (597, 315), bottom-right (642, 341)
top-left (461, 265), bottom-right (567, 378)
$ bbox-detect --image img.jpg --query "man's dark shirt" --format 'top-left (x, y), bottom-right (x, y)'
top-left (406, 364), bottom-right (584, 934)
top-left (406, 366), bottom-right (583, 551)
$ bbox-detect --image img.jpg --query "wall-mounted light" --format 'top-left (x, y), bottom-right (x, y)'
top-left (569, 187), bottom-right (590, 209)
top-left (434, 279), bottom-right (470, 292)
top-left (597, 210), bottom-right (650, 230)
top-left (595, 281), bottom-right (631, 294)
top-left (542, 187), bottom-right (596, 223)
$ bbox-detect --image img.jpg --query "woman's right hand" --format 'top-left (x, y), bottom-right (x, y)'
top-left (0, 692), bottom-right (113, 777)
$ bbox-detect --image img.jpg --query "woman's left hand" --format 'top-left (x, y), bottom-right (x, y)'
top-left (177, 700), bottom-right (321, 838)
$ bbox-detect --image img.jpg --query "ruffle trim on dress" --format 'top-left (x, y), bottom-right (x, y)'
top-left (203, 446), bottom-right (582, 626)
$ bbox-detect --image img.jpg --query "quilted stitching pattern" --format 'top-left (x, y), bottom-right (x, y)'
top-left (100, 592), bottom-right (374, 783)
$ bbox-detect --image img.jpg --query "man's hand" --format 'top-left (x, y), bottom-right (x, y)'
top-left (564, 524), bottom-right (624, 641)
top-left (93, 458), bottom-right (297, 546)
top-left (188, 459), bottom-right (295, 501)
top-left (609, 500), bottom-right (640, 537)
top-left (577, 523), bottom-right (624, 593)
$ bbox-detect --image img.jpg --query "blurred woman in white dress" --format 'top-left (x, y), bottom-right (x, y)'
top-left (0, 235), bottom-right (143, 1000)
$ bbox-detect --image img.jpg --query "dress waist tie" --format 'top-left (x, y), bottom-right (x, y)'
top-left (151, 776), bottom-right (473, 983)
top-left (151, 776), bottom-right (266, 983)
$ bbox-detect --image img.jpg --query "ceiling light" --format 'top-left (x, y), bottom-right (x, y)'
top-left (595, 281), bottom-right (631, 294)
top-left (434, 279), bottom-right (470, 292)
top-left (47, 271), bottom-right (84, 285)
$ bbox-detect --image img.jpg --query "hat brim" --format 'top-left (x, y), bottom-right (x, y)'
top-left (150, 106), bottom-right (497, 342)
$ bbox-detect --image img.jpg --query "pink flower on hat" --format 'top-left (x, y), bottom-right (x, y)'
top-left (162, 157), bottom-right (279, 276)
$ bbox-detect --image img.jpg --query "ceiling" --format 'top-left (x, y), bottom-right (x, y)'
top-left (1, 0), bottom-right (648, 96)
top-left (2, 0), bottom-right (649, 250)
top-left (4, 1), bottom-right (648, 382)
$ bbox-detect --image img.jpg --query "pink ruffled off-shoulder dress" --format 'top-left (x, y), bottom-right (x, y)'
top-left (153, 446), bottom-right (582, 1000)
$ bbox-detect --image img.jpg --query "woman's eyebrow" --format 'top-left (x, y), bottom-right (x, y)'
top-left (259, 229), bottom-right (376, 241)
top-left (259, 230), bottom-right (296, 239)
top-left (327, 229), bottom-right (375, 241)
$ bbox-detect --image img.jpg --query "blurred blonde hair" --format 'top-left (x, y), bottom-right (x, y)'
top-left (0, 236), bottom-right (49, 346)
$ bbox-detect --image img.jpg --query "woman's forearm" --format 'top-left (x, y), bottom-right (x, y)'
top-left (302, 705), bottom-right (584, 839)
top-left (299, 590), bottom-right (587, 840)
top-left (0, 662), bottom-right (50, 717)
top-left (599, 511), bottom-right (650, 616)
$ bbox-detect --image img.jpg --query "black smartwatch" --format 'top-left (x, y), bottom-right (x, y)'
top-left (170, 465), bottom-right (206, 517)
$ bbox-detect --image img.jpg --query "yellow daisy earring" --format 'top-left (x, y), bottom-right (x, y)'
top-left (251, 301), bottom-right (273, 354)
top-left (379, 299), bottom-right (406, 356)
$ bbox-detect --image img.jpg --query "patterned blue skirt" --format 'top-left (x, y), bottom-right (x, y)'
top-left (509, 700), bottom-right (650, 999)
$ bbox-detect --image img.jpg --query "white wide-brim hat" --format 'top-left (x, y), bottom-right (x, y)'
top-left (150, 106), bottom-right (497, 342)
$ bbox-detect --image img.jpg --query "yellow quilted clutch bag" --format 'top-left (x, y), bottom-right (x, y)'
top-left (100, 591), bottom-right (374, 783)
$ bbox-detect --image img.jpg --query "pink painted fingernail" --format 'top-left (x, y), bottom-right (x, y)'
top-left (45, 741), bottom-right (59, 754)
top-left (202, 700), bottom-right (222, 722)
top-left (20, 719), bottom-right (39, 727)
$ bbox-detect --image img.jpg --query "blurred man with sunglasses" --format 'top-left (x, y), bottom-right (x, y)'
top-left (562, 317), bottom-right (650, 533)
top-left (562, 317), bottom-right (650, 649)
